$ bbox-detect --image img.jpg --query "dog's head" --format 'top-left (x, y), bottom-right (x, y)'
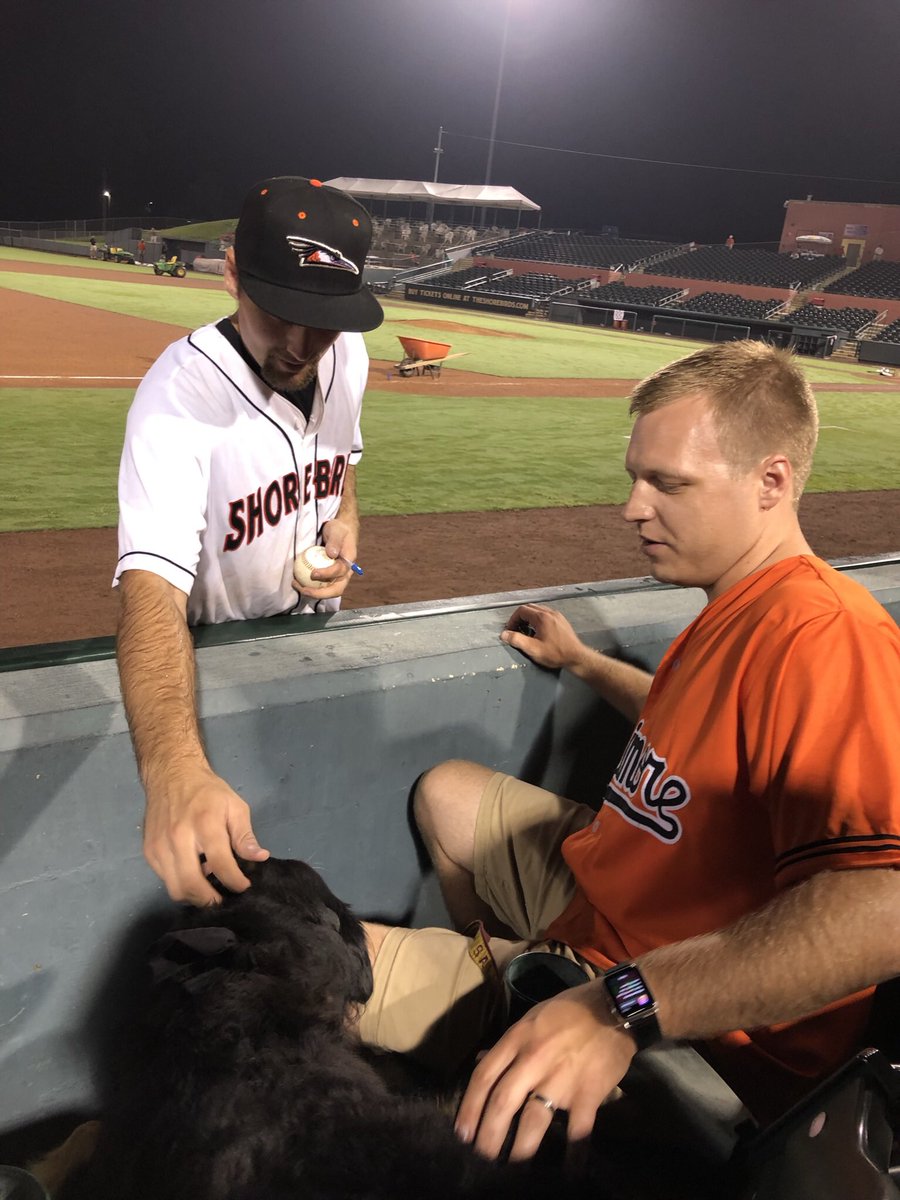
top-left (147, 858), bottom-right (373, 1042)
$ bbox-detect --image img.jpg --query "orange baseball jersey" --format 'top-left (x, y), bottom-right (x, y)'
top-left (547, 555), bottom-right (900, 1115)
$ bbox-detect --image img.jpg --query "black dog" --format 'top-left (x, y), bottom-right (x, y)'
top-left (58, 857), bottom-right (603, 1200)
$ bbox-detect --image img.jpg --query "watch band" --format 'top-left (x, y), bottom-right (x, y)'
top-left (602, 961), bottom-right (662, 1051)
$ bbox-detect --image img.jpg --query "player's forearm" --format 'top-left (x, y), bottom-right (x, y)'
top-left (567, 645), bottom-right (653, 723)
top-left (116, 571), bottom-right (208, 789)
top-left (336, 464), bottom-right (359, 538)
top-left (634, 868), bottom-right (900, 1041)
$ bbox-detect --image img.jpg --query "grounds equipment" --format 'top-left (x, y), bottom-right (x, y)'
top-left (153, 257), bottom-right (187, 279)
top-left (395, 335), bottom-right (465, 378)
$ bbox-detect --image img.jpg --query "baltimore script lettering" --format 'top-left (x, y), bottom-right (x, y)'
top-left (603, 720), bottom-right (691, 842)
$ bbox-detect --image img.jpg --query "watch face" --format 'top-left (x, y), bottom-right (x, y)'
top-left (606, 964), bottom-right (653, 1018)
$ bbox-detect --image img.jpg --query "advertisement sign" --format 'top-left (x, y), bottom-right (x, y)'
top-left (843, 224), bottom-right (869, 237)
top-left (405, 284), bottom-right (534, 315)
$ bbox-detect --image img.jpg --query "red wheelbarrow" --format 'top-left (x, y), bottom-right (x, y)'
top-left (395, 335), bottom-right (466, 378)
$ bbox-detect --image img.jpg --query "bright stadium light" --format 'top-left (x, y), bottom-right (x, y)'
top-left (102, 190), bottom-right (111, 234)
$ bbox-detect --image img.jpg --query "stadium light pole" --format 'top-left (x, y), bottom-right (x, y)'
top-left (432, 125), bottom-right (444, 185)
top-left (427, 125), bottom-right (445, 228)
top-left (102, 190), bottom-right (111, 235)
top-left (484, 0), bottom-right (512, 187)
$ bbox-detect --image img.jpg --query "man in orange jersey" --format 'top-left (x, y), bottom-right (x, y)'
top-left (357, 341), bottom-right (900, 1160)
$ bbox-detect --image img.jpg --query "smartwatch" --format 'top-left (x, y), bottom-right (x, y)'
top-left (602, 961), bottom-right (662, 1050)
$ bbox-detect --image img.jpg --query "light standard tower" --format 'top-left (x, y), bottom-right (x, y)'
top-left (102, 190), bottom-right (111, 235)
top-left (427, 125), bottom-right (444, 228)
top-left (484, 0), bottom-right (512, 187)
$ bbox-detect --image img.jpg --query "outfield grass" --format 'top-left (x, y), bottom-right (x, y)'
top-left (0, 259), bottom-right (871, 385)
top-left (372, 303), bottom-right (870, 385)
top-left (812, 393), bottom-right (900, 491)
top-left (0, 272), bottom-right (232, 329)
top-left (2, 384), bottom-right (898, 531)
top-left (371, 307), bottom-right (695, 378)
top-left (0, 246), bottom-right (875, 384)
top-left (358, 391), bottom-right (634, 514)
top-left (0, 389), bottom-right (131, 529)
top-left (1, 255), bottom-right (896, 531)
top-left (0, 245), bottom-right (156, 275)
top-left (157, 219), bottom-right (237, 241)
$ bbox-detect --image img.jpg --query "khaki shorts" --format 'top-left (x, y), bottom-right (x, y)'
top-left (357, 772), bottom-right (595, 1071)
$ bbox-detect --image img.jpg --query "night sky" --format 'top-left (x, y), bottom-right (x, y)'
top-left (5, 0), bottom-right (900, 243)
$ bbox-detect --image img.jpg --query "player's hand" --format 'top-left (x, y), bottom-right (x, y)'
top-left (143, 764), bottom-right (269, 905)
top-left (293, 518), bottom-right (358, 600)
top-left (455, 982), bottom-right (636, 1161)
top-left (499, 604), bottom-right (587, 672)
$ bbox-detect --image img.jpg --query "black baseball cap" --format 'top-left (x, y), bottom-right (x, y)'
top-left (234, 176), bottom-right (384, 332)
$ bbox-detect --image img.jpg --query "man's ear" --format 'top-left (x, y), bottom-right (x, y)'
top-left (759, 454), bottom-right (793, 510)
top-left (223, 247), bottom-right (239, 302)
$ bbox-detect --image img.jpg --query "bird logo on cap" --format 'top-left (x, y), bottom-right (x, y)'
top-left (286, 236), bottom-right (358, 274)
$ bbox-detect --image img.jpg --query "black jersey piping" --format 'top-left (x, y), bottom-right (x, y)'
top-left (776, 834), bottom-right (900, 872)
top-left (116, 549), bottom-right (196, 580)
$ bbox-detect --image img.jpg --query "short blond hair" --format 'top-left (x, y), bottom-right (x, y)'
top-left (629, 341), bottom-right (819, 501)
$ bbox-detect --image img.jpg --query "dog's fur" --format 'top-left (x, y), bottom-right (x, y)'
top-left (57, 858), bottom-right (590, 1200)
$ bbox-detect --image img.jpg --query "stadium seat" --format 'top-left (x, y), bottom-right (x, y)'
top-left (788, 303), bottom-right (879, 335)
top-left (824, 260), bottom-right (900, 300)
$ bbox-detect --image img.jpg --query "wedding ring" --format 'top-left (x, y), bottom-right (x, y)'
top-left (527, 1091), bottom-right (557, 1113)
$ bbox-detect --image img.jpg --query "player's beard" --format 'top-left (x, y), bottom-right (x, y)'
top-left (260, 353), bottom-right (319, 393)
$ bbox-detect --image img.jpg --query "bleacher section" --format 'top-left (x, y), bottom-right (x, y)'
top-left (415, 265), bottom-right (593, 305)
top-left (476, 272), bottom-right (589, 299)
top-left (823, 260), bottom-right (900, 299)
top-left (788, 303), bottom-right (880, 335)
top-left (424, 266), bottom-right (501, 288)
top-left (648, 247), bottom-right (843, 289)
top-left (481, 231), bottom-right (677, 269)
top-left (586, 283), bottom-right (682, 306)
top-left (401, 226), bottom-right (892, 359)
top-left (672, 291), bottom-right (785, 321)
top-left (873, 318), bottom-right (900, 344)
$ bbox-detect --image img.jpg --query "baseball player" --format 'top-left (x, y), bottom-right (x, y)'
top-left (115, 177), bottom-right (383, 905)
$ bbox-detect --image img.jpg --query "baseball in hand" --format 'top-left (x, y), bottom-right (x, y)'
top-left (293, 544), bottom-right (335, 589)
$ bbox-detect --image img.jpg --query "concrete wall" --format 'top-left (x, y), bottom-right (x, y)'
top-left (2, 564), bottom-right (899, 1136)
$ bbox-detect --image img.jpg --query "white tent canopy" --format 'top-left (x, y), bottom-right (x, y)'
top-left (325, 177), bottom-right (540, 212)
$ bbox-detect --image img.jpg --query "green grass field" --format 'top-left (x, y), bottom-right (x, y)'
top-left (1, 247), bottom-right (897, 531)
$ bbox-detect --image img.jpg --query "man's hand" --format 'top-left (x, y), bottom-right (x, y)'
top-left (455, 982), bottom-right (636, 1161)
top-left (500, 604), bottom-right (588, 672)
top-left (143, 763), bottom-right (269, 905)
top-left (293, 517), bottom-right (358, 601)
top-left (501, 602), bottom-right (653, 721)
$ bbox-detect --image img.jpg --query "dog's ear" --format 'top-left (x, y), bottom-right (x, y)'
top-left (148, 927), bottom-right (241, 996)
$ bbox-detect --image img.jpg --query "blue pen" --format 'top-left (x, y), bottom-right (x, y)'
top-left (339, 555), bottom-right (364, 577)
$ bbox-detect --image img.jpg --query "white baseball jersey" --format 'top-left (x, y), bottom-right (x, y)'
top-left (114, 320), bottom-right (367, 625)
